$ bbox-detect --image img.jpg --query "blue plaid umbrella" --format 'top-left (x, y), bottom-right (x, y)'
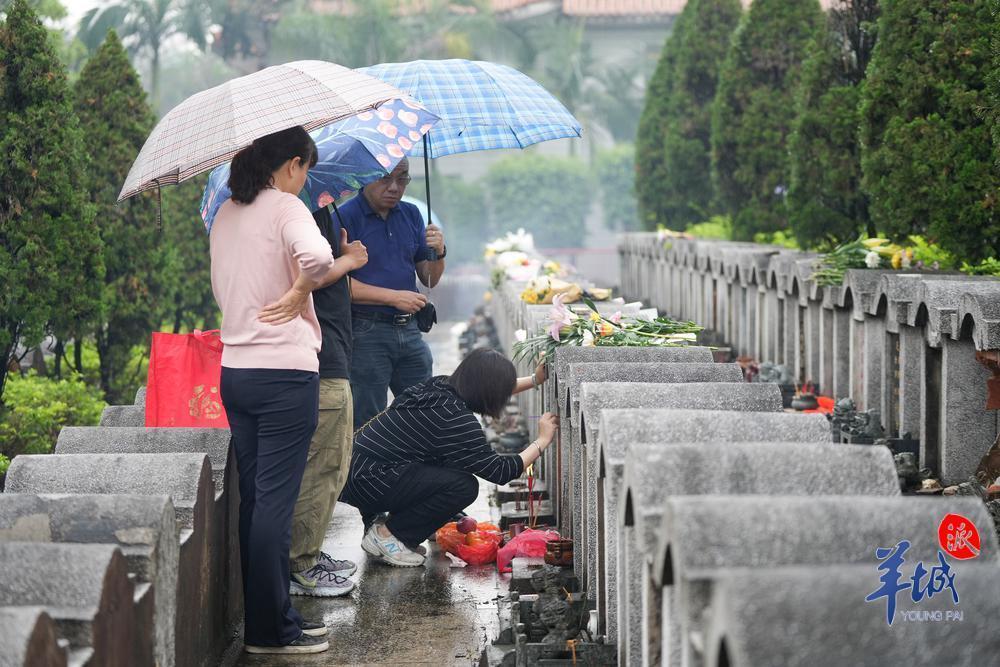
top-left (199, 97), bottom-right (439, 232)
top-left (360, 59), bottom-right (582, 158)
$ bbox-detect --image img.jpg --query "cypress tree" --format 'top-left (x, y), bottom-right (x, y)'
top-left (75, 30), bottom-right (178, 402)
top-left (0, 0), bottom-right (103, 403)
top-left (659, 0), bottom-right (741, 229)
top-left (635, 24), bottom-right (679, 230)
top-left (860, 0), bottom-right (999, 261)
top-left (710, 0), bottom-right (824, 240)
top-left (787, 0), bottom-right (880, 248)
top-left (163, 177), bottom-right (217, 333)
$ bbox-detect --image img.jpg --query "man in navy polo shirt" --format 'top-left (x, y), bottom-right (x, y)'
top-left (340, 158), bottom-right (446, 429)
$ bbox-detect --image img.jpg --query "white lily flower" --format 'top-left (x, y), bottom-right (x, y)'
top-left (514, 329), bottom-right (527, 343)
top-left (864, 251), bottom-right (881, 268)
top-left (581, 330), bottom-right (595, 347)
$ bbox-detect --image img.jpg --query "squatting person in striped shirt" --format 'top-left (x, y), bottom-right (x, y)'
top-left (339, 348), bottom-right (558, 567)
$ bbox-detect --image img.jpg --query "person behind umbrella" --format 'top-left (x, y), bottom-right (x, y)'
top-left (338, 157), bottom-right (447, 429)
top-left (211, 126), bottom-right (333, 655)
top-left (340, 348), bottom-right (556, 566)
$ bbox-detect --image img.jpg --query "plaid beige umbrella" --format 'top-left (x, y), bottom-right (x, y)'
top-left (117, 60), bottom-right (410, 202)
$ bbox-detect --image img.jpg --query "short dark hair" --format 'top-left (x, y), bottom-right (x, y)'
top-left (228, 125), bottom-right (318, 205)
top-left (448, 348), bottom-right (517, 419)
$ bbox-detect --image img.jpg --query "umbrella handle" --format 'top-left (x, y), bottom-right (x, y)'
top-left (423, 135), bottom-right (438, 262)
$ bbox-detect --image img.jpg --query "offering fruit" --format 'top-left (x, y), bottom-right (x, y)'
top-left (457, 516), bottom-right (478, 534)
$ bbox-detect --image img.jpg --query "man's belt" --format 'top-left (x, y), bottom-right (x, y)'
top-left (352, 309), bottom-right (412, 326)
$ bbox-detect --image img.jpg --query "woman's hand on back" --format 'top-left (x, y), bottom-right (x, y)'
top-left (257, 284), bottom-right (311, 325)
top-left (537, 412), bottom-right (559, 446)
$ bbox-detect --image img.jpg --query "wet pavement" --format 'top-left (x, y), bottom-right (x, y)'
top-left (238, 323), bottom-right (508, 667)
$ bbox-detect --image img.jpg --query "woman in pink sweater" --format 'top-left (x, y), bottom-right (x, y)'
top-left (210, 126), bottom-right (334, 655)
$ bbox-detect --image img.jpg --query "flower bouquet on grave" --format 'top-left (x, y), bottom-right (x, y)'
top-left (519, 276), bottom-right (583, 305)
top-left (810, 236), bottom-right (910, 286)
top-left (512, 295), bottom-right (703, 365)
top-left (484, 229), bottom-right (536, 263)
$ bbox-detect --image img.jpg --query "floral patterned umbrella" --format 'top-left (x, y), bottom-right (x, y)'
top-left (199, 97), bottom-right (439, 232)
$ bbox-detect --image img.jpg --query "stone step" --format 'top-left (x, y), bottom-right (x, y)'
top-left (0, 607), bottom-right (68, 667)
top-left (561, 362), bottom-right (744, 417)
top-left (614, 441), bottom-right (900, 659)
top-left (0, 543), bottom-right (139, 667)
top-left (654, 496), bottom-right (997, 667)
top-left (0, 494), bottom-right (178, 667)
top-left (55, 427), bottom-right (230, 492)
top-left (5, 453), bottom-right (211, 533)
top-left (706, 564), bottom-right (1000, 667)
top-left (99, 405), bottom-right (144, 427)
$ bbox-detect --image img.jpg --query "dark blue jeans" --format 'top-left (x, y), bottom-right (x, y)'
top-left (220, 367), bottom-right (318, 647)
top-left (350, 317), bottom-right (433, 429)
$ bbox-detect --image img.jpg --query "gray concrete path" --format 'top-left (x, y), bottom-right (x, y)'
top-left (239, 322), bottom-right (508, 667)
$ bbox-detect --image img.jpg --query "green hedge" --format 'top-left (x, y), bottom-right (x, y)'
top-left (594, 144), bottom-right (639, 231)
top-left (0, 372), bottom-right (106, 462)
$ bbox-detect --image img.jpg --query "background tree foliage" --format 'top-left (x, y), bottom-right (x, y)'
top-left (635, 17), bottom-right (678, 230)
top-left (786, 0), bottom-right (879, 248)
top-left (75, 29), bottom-right (178, 402)
top-left (163, 177), bottom-right (217, 333)
top-left (658, 0), bottom-right (741, 230)
top-left (485, 154), bottom-right (592, 248)
top-left (860, 0), bottom-right (999, 261)
top-left (710, 0), bottom-right (823, 240)
top-left (0, 0), bottom-right (103, 402)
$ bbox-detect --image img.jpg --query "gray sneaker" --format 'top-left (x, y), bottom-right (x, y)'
top-left (316, 551), bottom-right (357, 577)
top-left (245, 633), bottom-right (329, 655)
top-left (361, 524), bottom-right (425, 567)
top-left (290, 564), bottom-right (355, 597)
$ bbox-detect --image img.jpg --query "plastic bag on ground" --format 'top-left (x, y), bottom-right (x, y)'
top-left (435, 521), bottom-right (503, 565)
top-left (496, 528), bottom-right (561, 573)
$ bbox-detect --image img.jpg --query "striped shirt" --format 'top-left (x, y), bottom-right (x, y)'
top-left (341, 377), bottom-right (523, 506)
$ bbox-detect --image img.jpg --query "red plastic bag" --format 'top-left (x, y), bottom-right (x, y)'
top-left (435, 521), bottom-right (502, 565)
top-left (496, 528), bottom-right (561, 573)
top-left (145, 330), bottom-right (229, 428)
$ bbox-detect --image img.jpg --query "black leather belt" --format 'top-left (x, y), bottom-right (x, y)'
top-left (352, 309), bottom-right (412, 326)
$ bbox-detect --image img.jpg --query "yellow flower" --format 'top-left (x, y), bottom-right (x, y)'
top-left (891, 250), bottom-right (903, 269)
top-left (521, 289), bottom-right (539, 304)
top-left (595, 321), bottom-right (615, 337)
top-left (484, 248), bottom-right (496, 259)
top-left (589, 310), bottom-right (602, 322)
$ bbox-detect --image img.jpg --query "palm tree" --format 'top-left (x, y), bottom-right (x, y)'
top-left (77, 0), bottom-right (208, 105)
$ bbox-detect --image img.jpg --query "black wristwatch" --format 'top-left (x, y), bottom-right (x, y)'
top-left (438, 245), bottom-right (447, 259)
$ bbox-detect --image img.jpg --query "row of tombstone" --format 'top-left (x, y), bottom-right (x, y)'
top-left (488, 276), bottom-right (1000, 666)
top-left (0, 387), bottom-right (239, 667)
top-left (618, 233), bottom-right (1000, 487)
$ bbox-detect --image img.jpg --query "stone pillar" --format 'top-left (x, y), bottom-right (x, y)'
top-left (850, 317), bottom-right (865, 407)
top-left (747, 287), bottom-right (760, 359)
top-left (898, 325), bottom-right (923, 439)
top-left (938, 338), bottom-right (1000, 484)
top-left (703, 275), bottom-right (716, 331)
top-left (820, 306), bottom-right (835, 395)
top-left (718, 281), bottom-right (730, 343)
top-left (804, 302), bottom-right (822, 389)
top-left (831, 308), bottom-right (852, 399)
top-left (782, 296), bottom-right (797, 370)
top-left (764, 290), bottom-right (780, 362)
top-left (861, 317), bottom-right (885, 416)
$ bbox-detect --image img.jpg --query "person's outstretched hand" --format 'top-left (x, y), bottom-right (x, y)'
top-left (533, 362), bottom-right (548, 386)
top-left (537, 412), bottom-right (559, 446)
top-left (258, 285), bottom-right (310, 325)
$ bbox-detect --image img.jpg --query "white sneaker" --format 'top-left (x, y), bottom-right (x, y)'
top-left (361, 523), bottom-right (426, 567)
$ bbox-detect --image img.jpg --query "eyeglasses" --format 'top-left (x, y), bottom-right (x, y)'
top-left (379, 175), bottom-right (411, 187)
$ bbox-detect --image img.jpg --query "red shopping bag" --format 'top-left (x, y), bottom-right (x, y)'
top-left (145, 330), bottom-right (229, 428)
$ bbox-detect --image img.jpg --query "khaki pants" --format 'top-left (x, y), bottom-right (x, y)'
top-left (290, 378), bottom-right (353, 572)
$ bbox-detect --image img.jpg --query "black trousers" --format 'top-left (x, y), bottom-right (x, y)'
top-left (354, 464), bottom-right (480, 548)
top-left (221, 367), bottom-right (318, 647)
